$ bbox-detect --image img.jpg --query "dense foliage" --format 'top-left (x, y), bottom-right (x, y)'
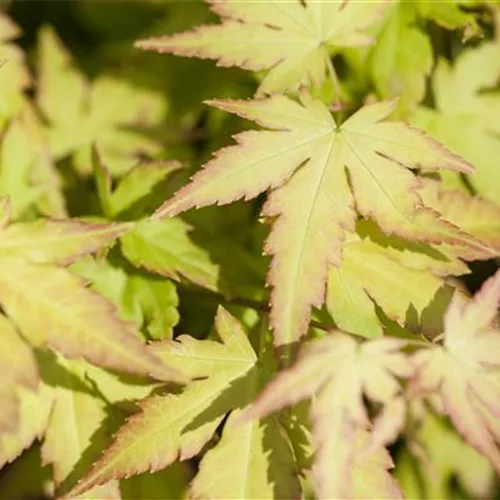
top-left (0, 1), bottom-right (499, 498)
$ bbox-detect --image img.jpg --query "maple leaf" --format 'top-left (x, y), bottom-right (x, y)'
top-left (369, 0), bottom-right (433, 115)
top-left (92, 151), bottom-right (221, 293)
top-left (239, 333), bottom-right (411, 499)
top-left (412, 42), bottom-right (500, 205)
top-left (136, 0), bottom-right (386, 95)
top-left (0, 314), bottom-right (39, 434)
top-left (0, 384), bottom-right (53, 470)
top-left (411, 269), bottom-right (500, 473)
top-left (419, 179), bottom-right (500, 261)
top-left (153, 94), bottom-right (473, 347)
top-left (0, 198), bottom-right (180, 381)
top-left (37, 27), bottom-right (166, 175)
top-left (0, 13), bottom-right (30, 125)
top-left (71, 255), bottom-right (179, 341)
top-left (326, 225), bottom-right (461, 339)
top-left (404, 406), bottom-right (495, 499)
top-left (0, 102), bottom-right (66, 219)
top-left (68, 308), bottom-right (299, 498)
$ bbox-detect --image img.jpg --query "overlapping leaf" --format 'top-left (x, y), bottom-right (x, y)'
top-left (69, 308), bottom-right (298, 498)
top-left (0, 198), bottom-right (179, 381)
top-left (240, 333), bottom-right (411, 499)
top-left (137, 0), bottom-right (387, 95)
top-left (419, 179), bottom-right (500, 260)
top-left (412, 42), bottom-right (500, 204)
top-left (37, 27), bottom-right (166, 174)
top-left (153, 94), bottom-right (475, 347)
top-left (369, 0), bottom-right (433, 115)
top-left (93, 152), bottom-right (221, 292)
top-left (0, 13), bottom-right (30, 125)
top-left (326, 227), bottom-right (460, 339)
top-left (0, 314), bottom-right (39, 434)
top-left (412, 270), bottom-right (500, 473)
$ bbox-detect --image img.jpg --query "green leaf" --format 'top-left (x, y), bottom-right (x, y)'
top-left (0, 313), bottom-right (39, 434)
top-left (327, 230), bottom-right (454, 339)
top-left (121, 218), bottom-right (219, 291)
top-left (0, 258), bottom-right (181, 382)
top-left (0, 385), bottom-right (53, 470)
top-left (69, 308), bottom-right (298, 497)
top-left (70, 256), bottom-right (179, 341)
top-left (37, 27), bottom-right (166, 175)
top-left (370, 0), bottom-right (433, 116)
top-left (412, 43), bottom-right (500, 204)
top-left (0, 14), bottom-right (30, 125)
top-left (137, 0), bottom-right (387, 96)
top-left (191, 411), bottom-right (299, 500)
top-left (153, 94), bottom-right (474, 348)
top-left (412, 270), bottom-right (500, 473)
top-left (240, 333), bottom-right (411, 499)
top-left (40, 357), bottom-right (116, 493)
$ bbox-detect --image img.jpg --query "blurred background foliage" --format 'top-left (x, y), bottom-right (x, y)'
top-left (0, 1), bottom-right (499, 499)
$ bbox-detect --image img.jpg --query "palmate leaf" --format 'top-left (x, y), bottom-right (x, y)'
top-left (0, 314), bottom-right (39, 434)
top-left (0, 199), bottom-right (180, 381)
top-left (412, 42), bottom-right (500, 204)
top-left (153, 94), bottom-right (474, 348)
top-left (369, 0), bottom-right (432, 116)
top-left (326, 229), bottom-right (454, 338)
top-left (419, 179), bottom-right (500, 261)
top-left (137, 0), bottom-right (387, 96)
top-left (70, 255), bottom-right (179, 341)
top-left (37, 27), bottom-right (166, 174)
top-left (0, 384), bottom-right (53, 470)
top-left (240, 333), bottom-right (411, 499)
top-left (411, 270), bottom-right (500, 473)
top-left (93, 152), bottom-right (221, 293)
top-left (0, 13), bottom-right (30, 125)
top-left (69, 308), bottom-right (299, 498)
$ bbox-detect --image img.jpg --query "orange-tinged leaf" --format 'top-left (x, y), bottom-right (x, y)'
top-left (412, 270), bottom-right (500, 473)
top-left (136, 0), bottom-right (386, 95)
top-left (154, 94), bottom-right (475, 347)
top-left (0, 313), bottom-right (39, 434)
top-left (240, 333), bottom-right (411, 498)
top-left (0, 258), bottom-right (182, 382)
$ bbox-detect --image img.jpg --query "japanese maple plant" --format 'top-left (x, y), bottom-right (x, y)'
top-left (0, 1), bottom-right (500, 499)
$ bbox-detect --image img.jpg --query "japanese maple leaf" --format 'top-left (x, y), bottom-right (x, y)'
top-left (412, 43), bottom-right (500, 204)
top-left (412, 269), bottom-right (500, 473)
top-left (0, 197), bottom-right (180, 382)
top-left (153, 94), bottom-right (473, 348)
top-left (239, 333), bottom-right (412, 499)
top-left (136, 0), bottom-right (386, 95)
top-left (69, 308), bottom-right (299, 499)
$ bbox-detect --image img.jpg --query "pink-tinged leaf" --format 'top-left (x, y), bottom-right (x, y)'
top-left (412, 270), bottom-right (500, 473)
top-left (419, 180), bottom-right (500, 260)
top-left (0, 313), bottom-right (39, 434)
top-left (136, 0), bottom-right (385, 95)
top-left (0, 219), bottom-right (130, 266)
top-left (240, 332), bottom-right (410, 498)
top-left (0, 385), bottom-right (54, 470)
top-left (153, 94), bottom-right (476, 348)
top-left (0, 258), bottom-right (183, 382)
